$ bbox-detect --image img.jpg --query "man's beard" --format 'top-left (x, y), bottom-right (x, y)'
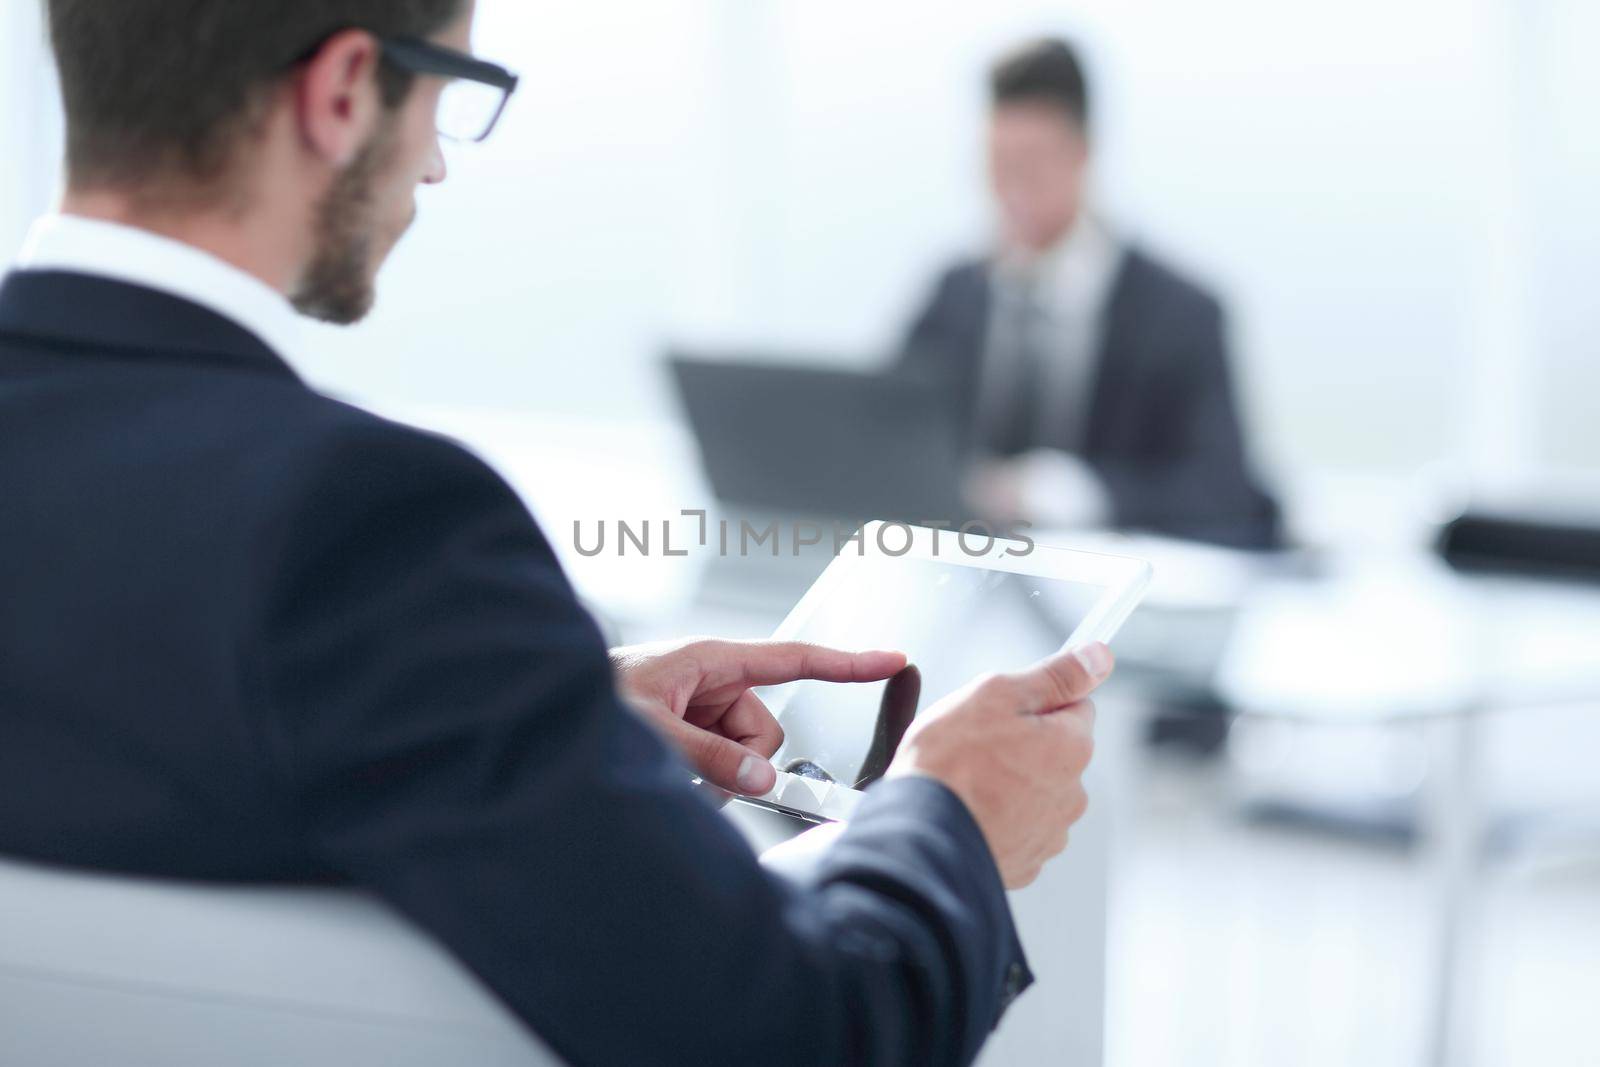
top-left (291, 119), bottom-right (402, 325)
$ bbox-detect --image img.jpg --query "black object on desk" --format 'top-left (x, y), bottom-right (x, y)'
top-left (1439, 509), bottom-right (1600, 583)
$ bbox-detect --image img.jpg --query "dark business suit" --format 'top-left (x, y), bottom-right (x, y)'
top-left (0, 269), bottom-right (1030, 1066)
top-left (902, 248), bottom-right (1282, 549)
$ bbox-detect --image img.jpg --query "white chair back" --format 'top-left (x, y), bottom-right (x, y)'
top-left (0, 856), bottom-right (562, 1067)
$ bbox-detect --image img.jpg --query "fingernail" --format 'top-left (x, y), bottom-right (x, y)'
top-left (1071, 642), bottom-right (1113, 681)
top-left (738, 755), bottom-right (775, 795)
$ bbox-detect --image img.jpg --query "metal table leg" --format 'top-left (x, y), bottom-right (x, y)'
top-left (1421, 708), bottom-right (1483, 1067)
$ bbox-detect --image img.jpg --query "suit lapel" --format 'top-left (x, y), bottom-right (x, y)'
top-left (1084, 249), bottom-right (1147, 456)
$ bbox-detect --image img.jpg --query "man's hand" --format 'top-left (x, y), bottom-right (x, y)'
top-left (612, 639), bottom-right (907, 796)
top-left (965, 450), bottom-right (1111, 529)
top-left (888, 642), bottom-right (1113, 889)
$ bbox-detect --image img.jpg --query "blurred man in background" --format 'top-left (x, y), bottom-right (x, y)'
top-left (902, 37), bottom-right (1281, 549)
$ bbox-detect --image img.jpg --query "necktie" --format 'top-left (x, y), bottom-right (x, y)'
top-left (979, 277), bottom-right (1050, 458)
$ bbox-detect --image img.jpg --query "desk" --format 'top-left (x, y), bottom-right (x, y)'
top-left (1119, 546), bottom-right (1600, 1067)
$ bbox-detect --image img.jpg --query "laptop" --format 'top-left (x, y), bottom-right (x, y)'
top-left (669, 353), bottom-right (971, 521)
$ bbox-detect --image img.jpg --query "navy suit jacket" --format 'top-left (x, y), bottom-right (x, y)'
top-left (0, 270), bottom-right (1030, 1066)
top-left (902, 248), bottom-right (1282, 549)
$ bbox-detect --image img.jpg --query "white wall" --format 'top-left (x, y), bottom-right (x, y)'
top-left (1520, 0), bottom-right (1600, 473)
top-left (4, 0), bottom-right (1596, 484)
top-left (0, 0), bottom-right (58, 255)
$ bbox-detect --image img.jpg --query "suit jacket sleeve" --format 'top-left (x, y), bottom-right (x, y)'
top-left (253, 420), bottom-right (1030, 1067)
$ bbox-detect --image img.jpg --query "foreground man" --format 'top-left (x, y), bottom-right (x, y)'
top-left (0, 3), bottom-right (1110, 1064)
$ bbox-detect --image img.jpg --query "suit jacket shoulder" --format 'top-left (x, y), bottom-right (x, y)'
top-left (1113, 245), bottom-right (1225, 331)
top-left (900, 256), bottom-right (990, 383)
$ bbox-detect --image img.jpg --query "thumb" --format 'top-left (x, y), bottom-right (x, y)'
top-left (1013, 642), bottom-right (1114, 715)
top-left (664, 717), bottom-right (777, 796)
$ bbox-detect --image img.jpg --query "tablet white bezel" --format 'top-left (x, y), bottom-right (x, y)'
top-left (741, 522), bottom-right (1152, 823)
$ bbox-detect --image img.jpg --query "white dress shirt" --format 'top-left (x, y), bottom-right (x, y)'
top-left (980, 213), bottom-right (1124, 528)
top-left (14, 213), bottom-right (302, 361)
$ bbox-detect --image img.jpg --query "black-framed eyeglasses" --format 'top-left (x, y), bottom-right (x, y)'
top-left (378, 36), bottom-right (520, 144)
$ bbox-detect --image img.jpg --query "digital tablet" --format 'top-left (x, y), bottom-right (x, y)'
top-left (737, 522), bottom-right (1152, 824)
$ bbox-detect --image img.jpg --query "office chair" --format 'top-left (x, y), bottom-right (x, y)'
top-left (0, 856), bottom-right (562, 1067)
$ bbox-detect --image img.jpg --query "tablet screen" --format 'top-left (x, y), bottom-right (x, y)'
top-left (763, 554), bottom-right (1107, 789)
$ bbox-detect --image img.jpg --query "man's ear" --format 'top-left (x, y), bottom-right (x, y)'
top-left (295, 29), bottom-right (384, 168)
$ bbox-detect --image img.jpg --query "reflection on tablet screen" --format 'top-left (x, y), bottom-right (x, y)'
top-left (764, 556), bottom-right (1106, 788)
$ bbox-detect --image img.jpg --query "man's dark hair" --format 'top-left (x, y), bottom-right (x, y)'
top-left (47, 0), bottom-right (466, 193)
top-left (990, 37), bottom-right (1090, 130)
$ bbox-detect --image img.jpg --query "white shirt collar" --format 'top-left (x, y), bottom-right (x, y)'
top-left (14, 214), bottom-right (302, 360)
top-left (994, 212), bottom-right (1123, 320)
